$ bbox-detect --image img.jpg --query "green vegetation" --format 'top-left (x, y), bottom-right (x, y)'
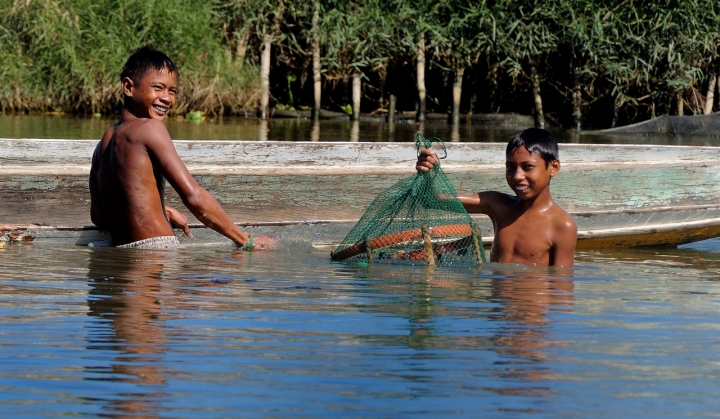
top-left (0, 0), bottom-right (259, 115)
top-left (1, 0), bottom-right (719, 128)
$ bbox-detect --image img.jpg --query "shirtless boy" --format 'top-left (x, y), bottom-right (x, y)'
top-left (89, 46), bottom-right (272, 250)
top-left (416, 128), bottom-right (576, 267)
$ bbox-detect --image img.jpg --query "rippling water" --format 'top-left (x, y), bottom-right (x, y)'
top-left (3, 114), bottom-right (720, 416)
top-left (2, 239), bottom-right (720, 417)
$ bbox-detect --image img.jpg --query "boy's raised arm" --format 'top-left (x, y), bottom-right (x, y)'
top-left (416, 148), bottom-right (496, 215)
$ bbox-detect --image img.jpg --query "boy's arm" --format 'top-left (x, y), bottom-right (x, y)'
top-left (456, 192), bottom-right (498, 215)
top-left (89, 150), bottom-right (104, 229)
top-left (416, 149), bottom-right (497, 215)
top-left (551, 216), bottom-right (577, 268)
top-left (140, 121), bottom-right (271, 249)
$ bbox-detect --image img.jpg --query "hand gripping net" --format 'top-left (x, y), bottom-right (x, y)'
top-left (331, 134), bottom-right (487, 267)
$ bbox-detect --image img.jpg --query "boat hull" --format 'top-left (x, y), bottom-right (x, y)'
top-left (3, 139), bottom-right (720, 248)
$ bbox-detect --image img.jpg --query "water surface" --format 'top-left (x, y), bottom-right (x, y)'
top-left (2, 239), bottom-right (720, 417)
top-left (3, 114), bottom-right (720, 417)
top-left (2, 114), bottom-right (720, 145)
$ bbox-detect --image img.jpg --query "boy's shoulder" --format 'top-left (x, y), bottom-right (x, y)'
top-left (549, 203), bottom-right (577, 236)
top-left (115, 117), bottom-right (171, 143)
top-left (479, 190), bottom-right (522, 210)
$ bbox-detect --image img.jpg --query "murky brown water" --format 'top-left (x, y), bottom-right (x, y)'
top-left (2, 114), bottom-right (720, 145)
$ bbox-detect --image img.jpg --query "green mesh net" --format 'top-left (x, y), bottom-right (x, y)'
top-left (331, 134), bottom-right (487, 267)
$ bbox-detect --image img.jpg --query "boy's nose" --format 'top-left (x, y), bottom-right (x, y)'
top-left (512, 168), bottom-right (525, 180)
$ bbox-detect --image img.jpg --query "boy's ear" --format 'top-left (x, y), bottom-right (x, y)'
top-left (549, 159), bottom-right (560, 178)
top-left (121, 77), bottom-right (135, 97)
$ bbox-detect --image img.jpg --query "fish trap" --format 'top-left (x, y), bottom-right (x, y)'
top-left (331, 134), bottom-right (486, 267)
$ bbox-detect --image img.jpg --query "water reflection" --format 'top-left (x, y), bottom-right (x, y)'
top-left (350, 120), bottom-right (360, 142)
top-left (3, 113), bottom-right (720, 144)
top-left (310, 120), bottom-right (320, 142)
top-left (86, 249), bottom-right (175, 417)
top-left (358, 262), bottom-right (574, 397)
top-left (258, 119), bottom-right (269, 141)
top-left (489, 269), bottom-right (574, 393)
top-left (5, 243), bottom-right (720, 416)
top-left (450, 122), bottom-right (460, 142)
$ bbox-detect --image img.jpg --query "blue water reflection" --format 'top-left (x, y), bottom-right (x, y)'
top-left (1, 242), bottom-right (720, 417)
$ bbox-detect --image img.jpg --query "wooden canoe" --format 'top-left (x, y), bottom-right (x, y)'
top-left (2, 139), bottom-right (720, 248)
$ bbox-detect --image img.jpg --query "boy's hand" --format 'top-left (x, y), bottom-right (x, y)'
top-left (249, 234), bottom-right (274, 250)
top-left (416, 148), bottom-right (439, 173)
top-left (165, 206), bottom-right (192, 237)
top-left (239, 233), bottom-right (274, 250)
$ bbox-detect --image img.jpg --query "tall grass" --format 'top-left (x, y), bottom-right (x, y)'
top-left (1, 0), bottom-right (719, 127)
top-left (0, 0), bottom-right (260, 115)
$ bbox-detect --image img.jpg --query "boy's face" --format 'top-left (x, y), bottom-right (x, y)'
top-left (505, 146), bottom-right (559, 201)
top-left (122, 67), bottom-right (177, 121)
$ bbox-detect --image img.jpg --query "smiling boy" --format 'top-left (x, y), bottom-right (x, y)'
top-left (89, 46), bottom-right (272, 249)
top-left (416, 128), bottom-right (577, 267)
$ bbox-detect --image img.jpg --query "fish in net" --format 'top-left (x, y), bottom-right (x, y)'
top-left (331, 134), bottom-right (486, 267)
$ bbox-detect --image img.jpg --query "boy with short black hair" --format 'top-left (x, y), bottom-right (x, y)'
top-left (90, 46), bottom-right (272, 249)
top-left (416, 128), bottom-right (576, 267)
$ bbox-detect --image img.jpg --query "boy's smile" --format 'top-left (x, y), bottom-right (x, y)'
top-left (505, 146), bottom-right (559, 202)
top-left (122, 68), bottom-right (178, 121)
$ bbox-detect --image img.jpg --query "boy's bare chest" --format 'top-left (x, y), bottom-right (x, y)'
top-left (492, 212), bottom-right (554, 263)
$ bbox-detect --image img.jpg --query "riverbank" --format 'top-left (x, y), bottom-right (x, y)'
top-left (3, 1), bottom-right (718, 130)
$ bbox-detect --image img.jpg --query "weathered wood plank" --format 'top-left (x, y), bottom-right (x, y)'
top-left (3, 139), bottom-right (720, 247)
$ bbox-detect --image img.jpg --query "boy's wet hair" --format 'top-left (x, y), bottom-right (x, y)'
top-left (120, 46), bottom-right (179, 84)
top-left (506, 128), bottom-right (559, 166)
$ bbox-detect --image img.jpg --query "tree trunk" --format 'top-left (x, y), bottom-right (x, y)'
top-left (450, 120), bottom-right (460, 142)
top-left (467, 69), bottom-right (476, 122)
top-left (258, 119), bottom-right (268, 141)
top-left (571, 67), bottom-right (582, 131)
top-left (341, 75), bottom-right (349, 105)
top-left (611, 95), bottom-right (622, 128)
top-left (235, 29), bottom-right (250, 68)
top-left (350, 120), bottom-right (360, 142)
top-left (650, 100), bottom-right (656, 119)
top-left (530, 66), bottom-right (545, 128)
top-left (388, 94), bottom-right (396, 123)
top-left (488, 63), bottom-right (499, 112)
top-left (310, 119), bottom-right (320, 142)
top-left (378, 62), bottom-right (388, 112)
top-left (299, 55), bottom-right (311, 95)
top-left (676, 91), bottom-right (684, 116)
top-left (352, 73), bottom-right (361, 121)
top-left (312, 6), bottom-right (321, 122)
top-left (451, 67), bottom-right (464, 125)
top-left (416, 36), bottom-right (426, 122)
top-left (260, 30), bottom-right (272, 120)
top-left (705, 73), bottom-right (717, 115)
top-left (469, 91), bottom-right (477, 121)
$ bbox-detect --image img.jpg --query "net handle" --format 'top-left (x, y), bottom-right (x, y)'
top-left (416, 133), bottom-right (447, 159)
